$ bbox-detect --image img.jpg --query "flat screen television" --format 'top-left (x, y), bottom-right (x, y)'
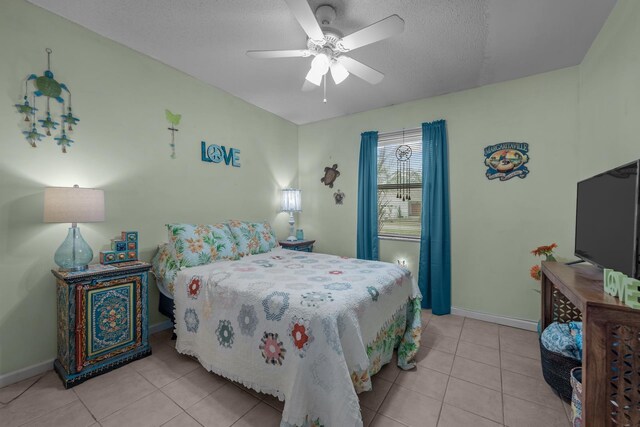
top-left (575, 160), bottom-right (640, 278)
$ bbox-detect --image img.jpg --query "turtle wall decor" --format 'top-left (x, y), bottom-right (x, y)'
top-left (14, 48), bottom-right (79, 152)
top-left (333, 189), bottom-right (345, 205)
top-left (320, 164), bottom-right (340, 188)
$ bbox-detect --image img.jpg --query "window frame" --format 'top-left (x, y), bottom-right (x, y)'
top-left (377, 128), bottom-right (423, 242)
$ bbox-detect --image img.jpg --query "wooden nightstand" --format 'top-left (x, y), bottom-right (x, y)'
top-left (279, 239), bottom-right (315, 252)
top-left (53, 261), bottom-right (152, 388)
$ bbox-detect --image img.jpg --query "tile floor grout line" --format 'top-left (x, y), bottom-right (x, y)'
top-left (452, 353), bottom-right (501, 371)
top-left (499, 347), bottom-right (541, 362)
top-left (159, 410), bottom-right (202, 427)
top-left (435, 314), bottom-right (459, 427)
top-left (15, 398), bottom-right (85, 427)
top-left (457, 334), bottom-right (501, 351)
top-left (87, 367), bottom-right (160, 422)
top-left (228, 399), bottom-right (262, 427)
top-left (499, 325), bottom-right (506, 427)
top-left (1, 373), bottom-right (46, 406)
top-left (501, 389), bottom-right (568, 412)
top-left (372, 411), bottom-right (411, 427)
top-left (442, 376), bottom-right (505, 424)
top-left (71, 388), bottom-right (99, 424)
top-left (371, 361), bottom-right (408, 425)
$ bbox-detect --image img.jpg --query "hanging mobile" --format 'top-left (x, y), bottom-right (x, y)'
top-left (14, 80), bottom-right (37, 122)
top-left (14, 48), bottom-right (79, 151)
top-left (395, 129), bottom-right (412, 201)
top-left (23, 95), bottom-right (44, 147)
top-left (61, 94), bottom-right (79, 131)
top-left (39, 98), bottom-right (58, 136)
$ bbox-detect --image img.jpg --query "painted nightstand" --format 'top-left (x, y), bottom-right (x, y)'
top-left (279, 239), bottom-right (315, 252)
top-left (53, 261), bottom-right (152, 388)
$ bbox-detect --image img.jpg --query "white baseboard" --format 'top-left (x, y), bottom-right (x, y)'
top-left (0, 320), bottom-right (175, 388)
top-left (0, 358), bottom-right (54, 388)
top-left (451, 306), bottom-right (538, 331)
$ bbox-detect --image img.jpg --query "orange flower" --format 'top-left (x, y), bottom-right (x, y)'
top-left (530, 265), bottom-right (541, 281)
top-left (531, 243), bottom-right (558, 257)
top-left (194, 225), bottom-right (209, 236)
top-left (185, 238), bottom-right (204, 253)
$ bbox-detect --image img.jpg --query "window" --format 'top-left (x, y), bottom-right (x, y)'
top-left (377, 129), bottom-right (423, 240)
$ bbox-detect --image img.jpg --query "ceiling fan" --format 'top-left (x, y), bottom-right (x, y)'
top-left (246, 0), bottom-right (405, 90)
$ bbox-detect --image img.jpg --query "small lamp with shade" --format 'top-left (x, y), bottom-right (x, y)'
top-left (281, 188), bottom-right (301, 241)
top-left (44, 185), bottom-right (105, 271)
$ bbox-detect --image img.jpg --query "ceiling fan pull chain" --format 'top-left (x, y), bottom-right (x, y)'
top-left (323, 74), bottom-right (327, 103)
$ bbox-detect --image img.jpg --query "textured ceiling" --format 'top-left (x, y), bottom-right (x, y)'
top-left (28, 0), bottom-right (616, 125)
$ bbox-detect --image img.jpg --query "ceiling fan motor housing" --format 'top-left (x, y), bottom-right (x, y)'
top-left (315, 4), bottom-right (337, 26)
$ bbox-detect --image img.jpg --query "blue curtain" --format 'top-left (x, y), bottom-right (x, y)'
top-left (356, 131), bottom-right (379, 260)
top-left (418, 120), bottom-right (451, 314)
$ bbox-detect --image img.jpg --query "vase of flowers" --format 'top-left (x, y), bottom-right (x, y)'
top-left (530, 243), bottom-right (558, 281)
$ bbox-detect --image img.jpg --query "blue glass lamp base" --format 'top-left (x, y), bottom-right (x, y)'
top-left (54, 226), bottom-right (93, 272)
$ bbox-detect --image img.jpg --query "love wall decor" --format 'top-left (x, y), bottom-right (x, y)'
top-left (201, 141), bottom-right (241, 167)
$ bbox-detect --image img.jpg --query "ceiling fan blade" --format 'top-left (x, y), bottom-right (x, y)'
top-left (246, 49), bottom-right (309, 59)
top-left (337, 56), bottom-right (384, 85)
top-left (339, 15), bottom-right (404, 51)
top-left (302, 80), bottom-right (317, 91)
top-left (283, 0), bottom-right (325, 41)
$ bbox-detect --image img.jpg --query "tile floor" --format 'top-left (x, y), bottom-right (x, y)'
top-left (0, 311), bottom-right (572, 427)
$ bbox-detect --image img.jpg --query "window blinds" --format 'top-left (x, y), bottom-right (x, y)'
top-left (377, 128), bottom-right (422, 238)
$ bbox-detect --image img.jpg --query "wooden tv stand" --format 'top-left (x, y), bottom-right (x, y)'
top-left (541, 261), bottom-right (640, 426)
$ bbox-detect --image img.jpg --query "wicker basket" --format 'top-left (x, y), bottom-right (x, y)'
top-left (539, 338), bottom-right (582, 401)
top-left (570, 367), bottom-right (583, 426)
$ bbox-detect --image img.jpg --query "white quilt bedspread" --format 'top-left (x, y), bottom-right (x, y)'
top-left (173, 248), bottom-right (421, 427)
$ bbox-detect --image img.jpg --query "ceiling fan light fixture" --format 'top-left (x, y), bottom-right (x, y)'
top-left (330, 61), bottom-right (349, 84)
top-left (311, 52), bottom-right (331, 73)
top-left (305, 66), bottom-right (324, 86)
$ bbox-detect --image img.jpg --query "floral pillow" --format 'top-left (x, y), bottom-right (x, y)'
top-left (227, 220), bottom-right (261, 257)
top-left (227, 220), bottom-right (278, 256)
top-left (151, 243), bottom-right (179, 296)
top-left (166, 223), bottom-right (239, 267)
top-left (253, 222), bottom-right (279, 252)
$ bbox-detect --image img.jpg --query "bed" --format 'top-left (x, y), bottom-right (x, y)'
top-left (152, 223), bottom-right (421, 427)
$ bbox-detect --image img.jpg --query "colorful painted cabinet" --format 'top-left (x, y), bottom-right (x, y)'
top-left (279, 239), bottom-right (315, 252)
top-left (53, 262), bottom-right (152, 388)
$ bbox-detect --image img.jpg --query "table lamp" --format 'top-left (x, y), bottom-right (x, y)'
top-left (44, 185), bottom-right (105, 271)
top-left (281, 188), bottom-right (301, 241)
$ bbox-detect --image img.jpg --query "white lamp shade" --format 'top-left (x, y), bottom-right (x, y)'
top-left (305, 67), bottom-right (324, 86)
top-left (330, 61), bottom-right (349, 84)
top-left (311, 53), bottom-right (330, 74)
top-left (281, 188), bottom-right (302, 212)
top-left (44, 186), bottom-right (105, 223)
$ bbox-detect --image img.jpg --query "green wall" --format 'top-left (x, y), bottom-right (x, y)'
top-left (298, 68), bottom-right (580, 322)
top-left (0, 0), bottom-right (298, 376)
top-left (578, 0), bottom-right (640, 178)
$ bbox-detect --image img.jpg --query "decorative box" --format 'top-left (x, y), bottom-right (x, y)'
top-left (100, 231), bottom-right (139, 264)
top-left (53, 261), bottom-right (152, 388)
